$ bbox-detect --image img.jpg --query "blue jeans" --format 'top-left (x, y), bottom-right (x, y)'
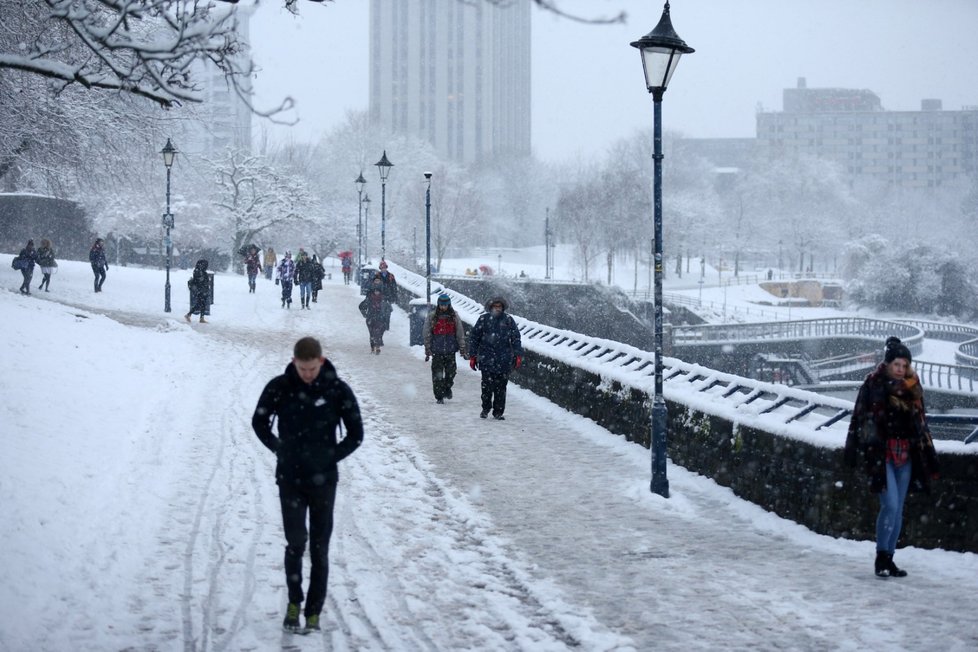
top-left (876, 460), bottom-right (912, 553)
top-left (300, 282), bottom-right (312, 303)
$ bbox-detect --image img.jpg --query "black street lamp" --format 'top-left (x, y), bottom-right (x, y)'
top-left (355, 172), bottom-right (366, 272)
top-left (631, 1), bottom-right (694, 498)
top-left (160, 138), bottom-right (178, 313)
top-left (424, 172), bottom-right (433, 304)
top-left (374, 150), bottom-right (393, 261)
top-left (362, 194), bottom-right (371, 264)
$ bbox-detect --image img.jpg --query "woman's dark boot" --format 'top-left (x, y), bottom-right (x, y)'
top-left (875, 551), bottom-right (890, 577)
top-left (886, 553), bottom-right (907, 578)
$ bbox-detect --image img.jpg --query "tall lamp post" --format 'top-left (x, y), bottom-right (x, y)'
top-left (356, 172), bottom-right (366, 273)
top-left (631, 1), bottom-right (694, 498)
top-left (161, 138), bottom-right (178, 312)
top-left (424, 172), bottom-right (433, 304)
top-left (362, 194), bottom-right (371, 264)
top-left (375, 150), bottom-right (393, 261)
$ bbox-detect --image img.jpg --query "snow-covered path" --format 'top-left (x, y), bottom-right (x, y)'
top-left (2, 258), bottom-right (977, 651)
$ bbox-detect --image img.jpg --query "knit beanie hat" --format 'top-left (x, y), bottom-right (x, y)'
top-left (884, 336), bottom-right (912, 364)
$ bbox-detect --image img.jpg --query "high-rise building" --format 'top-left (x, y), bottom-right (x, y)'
top-left (757, 78), bottom-right (978, 189)
top-left (182, 6), bottom-right (253, 156)
top-left (369, 0), bottom-right (531, 164)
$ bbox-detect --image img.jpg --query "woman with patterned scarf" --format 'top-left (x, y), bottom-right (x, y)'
top-left (845, 336), bottom-right (940, 578)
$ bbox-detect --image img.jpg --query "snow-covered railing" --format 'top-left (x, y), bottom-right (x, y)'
top-left (389, 262), bottom-right (858, 439)
top-left (957, 338), bottom-right (978, 369)
top-left (893, 319), bottom-right (978, 343)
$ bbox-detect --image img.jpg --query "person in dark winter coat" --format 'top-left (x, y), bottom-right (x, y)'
top-left (243, 245), bottom-right (262, 293)
top-left (375, 260), bottom-right (398, 304)
top-left (294, 251), bottom-right (317, 309)
top-left (311, 255), bottom-right (326, 302)
top-left (468, 297), bottom-right (523, 420)
top-left (16, 239), bottom-right (37, 295)
top-left (423, 293), bottom-right (469, 403)
top-left (277, 252), bottom-right (296, 309)
top-left (340, 254), bottom-right (352, 285)
top-left (89, 238), bottom-right (108, 292)
top-left (184, 259), bottom-right (210, 323)
top-left (845, 336), bottom-right (940, 578)
top-left (252, 336), bottom-right (363, 633)
top-left (36, 239), bottom-right (57, 292)
top-left (358, 283), bottom-right (392, 354)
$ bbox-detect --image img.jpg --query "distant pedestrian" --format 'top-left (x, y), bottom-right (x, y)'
top-left (311, 255), bottom-right (325, 303)
top-left (375, 260), bottom-right (398, 304)
top-left (358, 282), bottom-right (392, 354)
top-left (468, 297), bottom-right (523, 420)
top-left (294, 251), bottom-right (316, 309)
top-left (263, 247), bottom-right (277, 280)
top-left (845, 336), bottom-right (940, 578)
top-left (277, 252), bottom-right (295, 309)
top-left (184, 259), bottom-right (210, 323)
top-left (341, 254), bottom-right (352, 285)
top-left (424, 293), bottom-right (468, 403)
top-left (89, 238), bottom-right (108, 292)
top-left (243, 245), bottom-right (262, 293)
top-left (15, 239), bottom-right (37, 295)
top-left (252, 336), bottom-right (363, 633)
top-left (35, 239), bottom-right (57, 292)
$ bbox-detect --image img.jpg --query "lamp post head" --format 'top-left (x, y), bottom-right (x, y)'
top-left (424, 171), bottom-right (432, 180)
top-left (355, 172), bottom-right (367, 193)
top-left (375, 150), bottom-right (394, 182)
top-left (363, 194), bottom-right (371, 206)
top-left (630, 2), bottom-right (694, 94)
top-left (161, 138), bottom-right (178, 169)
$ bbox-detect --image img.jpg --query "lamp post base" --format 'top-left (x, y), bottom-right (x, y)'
top-left (650, 399), bottom-right (669, 497)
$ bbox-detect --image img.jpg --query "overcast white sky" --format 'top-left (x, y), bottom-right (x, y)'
top-left (249, 0), bottom-right (978, 163)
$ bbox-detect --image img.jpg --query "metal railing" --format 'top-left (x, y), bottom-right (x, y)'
top-left (388, 261), bottom-right (978, 441)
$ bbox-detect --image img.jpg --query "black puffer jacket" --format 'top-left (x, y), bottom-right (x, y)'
top-left (252, 359), bottom-right (363, 486)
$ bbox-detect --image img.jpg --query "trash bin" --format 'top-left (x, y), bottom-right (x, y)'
top-left (188, 271), bottom-right (215, 315)
top-left (358, 266), bottom-right (377, 295)
top-left (408, 299), bottom-right (432, 347)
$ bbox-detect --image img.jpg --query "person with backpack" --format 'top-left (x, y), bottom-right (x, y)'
top-left (252, 336), bottom-right (363, 633)
top-left (35, 239), bottom-right (57, 292)
top-left (184, 259), bottom-right (210, 323)
top-left (15, 239), bottom-right (37, 295)
top-left (277, 251), bottom-right (295, 309)
top-left (423, 293), bottom-right (468, 403)
top-left (358, 281), bottom-right (392, 354)
top-left (89, 238), bottom-right (108, 292)
top-left (468, 297), bottom-right (523, 420)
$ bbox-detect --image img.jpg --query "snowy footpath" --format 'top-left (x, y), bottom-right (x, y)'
top-left (1, 257), bottom-right (977, 652)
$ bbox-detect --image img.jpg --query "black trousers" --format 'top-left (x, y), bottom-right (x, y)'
top-left (431, 353), bottom-right (457, 399)
top-left (19, 268), bottom-right (33, 293)
top-left (279, 482), bottom-right (338, 616)
top-left (480, 371), bottom-right (509, 416)
top-left (91, 263), bottom-right (106, 291)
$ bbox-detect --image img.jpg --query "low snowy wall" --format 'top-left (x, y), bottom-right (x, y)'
top-left (388, 264), bottom-right (978, 554)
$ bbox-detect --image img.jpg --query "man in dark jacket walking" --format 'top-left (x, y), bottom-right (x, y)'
top-left (423, 293), bottom-right (468, 403)
top-left (252, 336), bottom-right (364, 633)
top-left (468, 297), bottom-right (523, 420)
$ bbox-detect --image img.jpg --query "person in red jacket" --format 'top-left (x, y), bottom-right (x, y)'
top-left (252, 336), bottom-right (363, 633)
top-left (423, 293), bottom-right (468, 403)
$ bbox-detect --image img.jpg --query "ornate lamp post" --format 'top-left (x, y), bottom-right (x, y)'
top-left (160, 138), bottom-right (178, 313)
top-left (630, 1), bottom-right (694, 498)
top-left (355, 172), bottom-right (366, 273)
top-left (374, 150), bottom-right (393, 261)
top-left (362, 194), bottom-right (371, 264)
top-left (424, 172), bottom-right (433, 304)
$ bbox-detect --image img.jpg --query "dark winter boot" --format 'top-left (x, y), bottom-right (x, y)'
top-left (885, 553), bottom-right (907, 577)
top-left (874, 551), bottom-right (891, 577)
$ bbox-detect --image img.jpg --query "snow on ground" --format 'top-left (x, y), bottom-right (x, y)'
top-left (2, 255), bottom-right (977, 651)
